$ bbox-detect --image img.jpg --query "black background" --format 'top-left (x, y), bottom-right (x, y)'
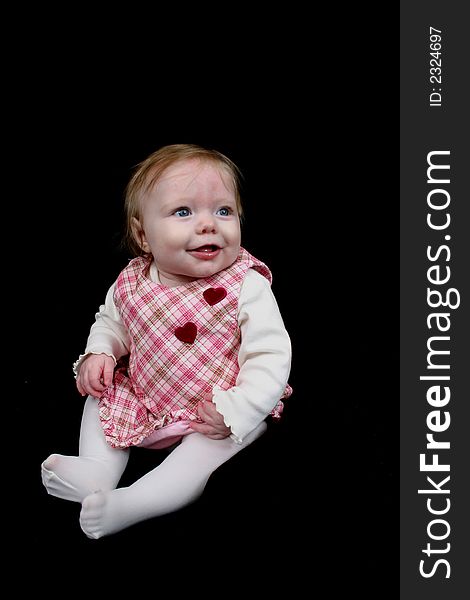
top-left (11, 9), bottom-right (396, 595)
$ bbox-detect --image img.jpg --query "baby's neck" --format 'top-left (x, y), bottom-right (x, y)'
top-left (150, 262), bottom-right (197, 288)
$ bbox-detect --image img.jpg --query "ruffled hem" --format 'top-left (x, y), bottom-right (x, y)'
top-left (99, 403), bottom-right (200, 449)
top-left (99, 380), bottom-right (293, 449)
top-left (270, 400), bottom-right (284, 420)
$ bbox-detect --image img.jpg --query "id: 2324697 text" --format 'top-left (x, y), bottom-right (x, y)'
top-left (429, 27), bottom-right (443, 107)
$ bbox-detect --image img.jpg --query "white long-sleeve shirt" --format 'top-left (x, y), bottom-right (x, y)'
top-left (75, 263), bottom-right (292, 443)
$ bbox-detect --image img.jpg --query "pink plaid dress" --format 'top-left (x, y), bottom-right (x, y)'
top-left (99, 247), bottom-right (291, 448)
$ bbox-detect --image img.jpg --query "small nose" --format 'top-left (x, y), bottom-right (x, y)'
top-left (196, 214), bottom-right (217, 234)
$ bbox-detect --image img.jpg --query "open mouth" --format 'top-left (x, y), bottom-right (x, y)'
top-left (187, 244), bottom-right (222, 260)
top-left (188, 244), bottom-right (220, 253)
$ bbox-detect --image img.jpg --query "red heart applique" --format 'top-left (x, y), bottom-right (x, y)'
top-left (203, 287), bottom-right (227, 306)
top-left (175, 322), bottom-right (197, 344)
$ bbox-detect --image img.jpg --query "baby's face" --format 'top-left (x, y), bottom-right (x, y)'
top-left (136, 158), bottom-right (241, 287)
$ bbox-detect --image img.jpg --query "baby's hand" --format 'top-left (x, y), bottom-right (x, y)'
top-left (76, 353), bottom-right (115, 398)
top-left (189, 393), bottom-right (231, 439)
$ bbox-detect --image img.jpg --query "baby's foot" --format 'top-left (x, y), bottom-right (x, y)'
top-left (80, 491), bottom-right (109, 539)
top-left (41, 454), bottom-right (107, 503)
top-left (80, 489), bottom-right (131, 539)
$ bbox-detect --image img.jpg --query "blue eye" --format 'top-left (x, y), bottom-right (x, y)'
top-left (174, 207), bottom-right (191, 217)
top-left (217, 207), bottom-right (232, 216)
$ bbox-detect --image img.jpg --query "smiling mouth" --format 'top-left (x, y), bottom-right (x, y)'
top-left (187, 245), bottom-right (222, 260)
top-left (188, 244), bottom-right (220, 253)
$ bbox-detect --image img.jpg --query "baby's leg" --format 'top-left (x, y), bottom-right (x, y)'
top-left (42, 396), bottom-right (129, 503)
top-left (80, 421), bottom-right (267, 539)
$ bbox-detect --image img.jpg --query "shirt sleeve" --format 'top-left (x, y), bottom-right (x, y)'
top-left (212, 268), bottom-right (292, 443)
top-left (72, 283), bottom-right (131, 375)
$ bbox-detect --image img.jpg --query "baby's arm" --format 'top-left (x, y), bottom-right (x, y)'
top-left (74, 283), bottom-right (131, 396)
top-left (210, 269), bottom-right (292, 443)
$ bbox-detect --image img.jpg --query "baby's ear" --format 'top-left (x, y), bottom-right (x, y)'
top-left (131, 217), bottom-right (150, 253)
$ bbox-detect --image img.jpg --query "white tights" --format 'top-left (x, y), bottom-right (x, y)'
top-left (41, 396), bottom-right (266, 539)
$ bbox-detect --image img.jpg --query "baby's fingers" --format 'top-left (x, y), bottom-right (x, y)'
top-left (79, 370), bottom-right (106, 398)
top-left (102, 362), bottom-right (115, 387)
top-left (188, 421), bottom-right (215, 435)
top-left (76, 379), bottom-right (86, 397)
top-left (189, 419), bottom-right (231, 439)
